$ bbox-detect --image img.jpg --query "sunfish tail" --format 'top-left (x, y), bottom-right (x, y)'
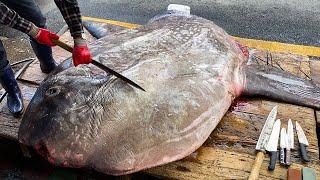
top-left (243, 65), bottom-right (320, 109)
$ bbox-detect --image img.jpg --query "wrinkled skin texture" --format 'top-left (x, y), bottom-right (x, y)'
top-left (19, 14), bottom-right (248, 175)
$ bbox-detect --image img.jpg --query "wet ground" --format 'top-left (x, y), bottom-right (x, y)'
top-left (0, 37), bottom-right (33, 62)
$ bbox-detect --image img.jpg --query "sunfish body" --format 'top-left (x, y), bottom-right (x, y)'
top-left (18, 13), bottom-right (320, 175)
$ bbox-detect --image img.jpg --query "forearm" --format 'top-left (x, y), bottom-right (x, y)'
top-left (0, 2), bottom-right (36, 35)
top-left (55, 0), bottom-right (91, 66)
top-left (54, 0), bottom-right (84, 37)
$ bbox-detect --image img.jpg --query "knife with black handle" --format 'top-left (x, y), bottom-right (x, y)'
top-left (266, 119), bottom-right (281, 171)
top-left (300, 143), bottom-right (310, 162)
top-left (268, 151), bottom-right (278, 170)
top-left (296, 121), bottom-right (310, 162)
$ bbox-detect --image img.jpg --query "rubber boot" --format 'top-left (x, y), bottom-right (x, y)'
top-left (30, 40), bottom-right (57, 74)
top-left (0, 63), bottom-right (24, 117)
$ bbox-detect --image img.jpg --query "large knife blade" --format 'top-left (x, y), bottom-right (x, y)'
top-left (248, 106), bottom-right (277, 180)
top-left (279, 128), bottom-right (287, 166)
top-left (286, 119), bottom-right (294, 165)
top-left (266, 119), bottom-right (281, 171)
top-left (296, 121), bottom-right (310, 162)
top-left (52, 39), bottom-right (146, 92)
top-left (255, 106), bottom-right (278, 151)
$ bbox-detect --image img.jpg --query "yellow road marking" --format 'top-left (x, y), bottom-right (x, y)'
top-left (82, 16), bottom-right (140, 29)
top-left (233, 37), bottom-right (320, 57)
top-left (82, 16), bottom-right (320, 57)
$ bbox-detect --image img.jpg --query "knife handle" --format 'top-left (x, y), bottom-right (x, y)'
top-left (52, 39), bottom-right (73, 53)
top-left (286, 149), bottom-right (291, 166)
top-left (268, 151), bottom-right (277, 171)
top-left (248, 151), bottom-right (265, 180)
top-left (299, 143), bottom-right (310, 162)
top-left (280, 148), bottom-right (286, 165)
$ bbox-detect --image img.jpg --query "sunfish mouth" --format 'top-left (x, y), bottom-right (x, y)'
top-left (34, 140), bottom-right (86, 167)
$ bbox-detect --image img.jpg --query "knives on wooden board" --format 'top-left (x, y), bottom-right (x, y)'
top-left (248, 106), bottom-right (278, 179)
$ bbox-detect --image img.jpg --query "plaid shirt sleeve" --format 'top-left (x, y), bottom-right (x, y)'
top-left (0, 2), bottom-right (33, 34)
top-left (54, 0), bottom-right (84, 37)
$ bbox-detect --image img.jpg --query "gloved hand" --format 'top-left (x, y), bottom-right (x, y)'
top-left (72, 38), bottom-right (92, 66)
top-left (28, 25), bottom-right (59, 46)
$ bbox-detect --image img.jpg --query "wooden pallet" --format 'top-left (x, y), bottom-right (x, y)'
top-left (0, 21), bottom-right (319, 179)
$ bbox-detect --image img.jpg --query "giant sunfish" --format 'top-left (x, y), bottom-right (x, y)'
top-left (18, 10), bottom-right (320, 175)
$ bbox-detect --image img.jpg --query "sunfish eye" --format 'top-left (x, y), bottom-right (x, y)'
top-left (45, 86), bottom-right (61, 97)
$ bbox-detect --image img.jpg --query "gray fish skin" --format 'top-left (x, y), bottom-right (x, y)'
top-left (18, 14), bottom-right (320, 175)
top-left (243, 65), bottom-right (320, 109)
top-left (19, 14), bottom-right (246, 175)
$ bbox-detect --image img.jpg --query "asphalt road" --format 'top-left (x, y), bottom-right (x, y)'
top-left (1, 0), bottom-right (320, 47)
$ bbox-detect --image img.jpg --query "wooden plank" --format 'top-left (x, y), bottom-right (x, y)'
top-left (310, 57), bottom-right (320, 85)
top-left (316, 111), bottom-right (320, 127)
top-left (18, 60), bottom-right (48, 85)
top-left (146, 147), bottom-right (320, 180)
top-left (249, 49), bottom-right (311, 79)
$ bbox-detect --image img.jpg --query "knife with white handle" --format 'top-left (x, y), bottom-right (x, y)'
top-left (266, 119), bottom-right (281, 170)
top-left (286, 119), bottom-right (294, 165)
top-left (296, 121), bottom-right (310, 162)
top-left (279, 128), bottom-right (287, 166)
